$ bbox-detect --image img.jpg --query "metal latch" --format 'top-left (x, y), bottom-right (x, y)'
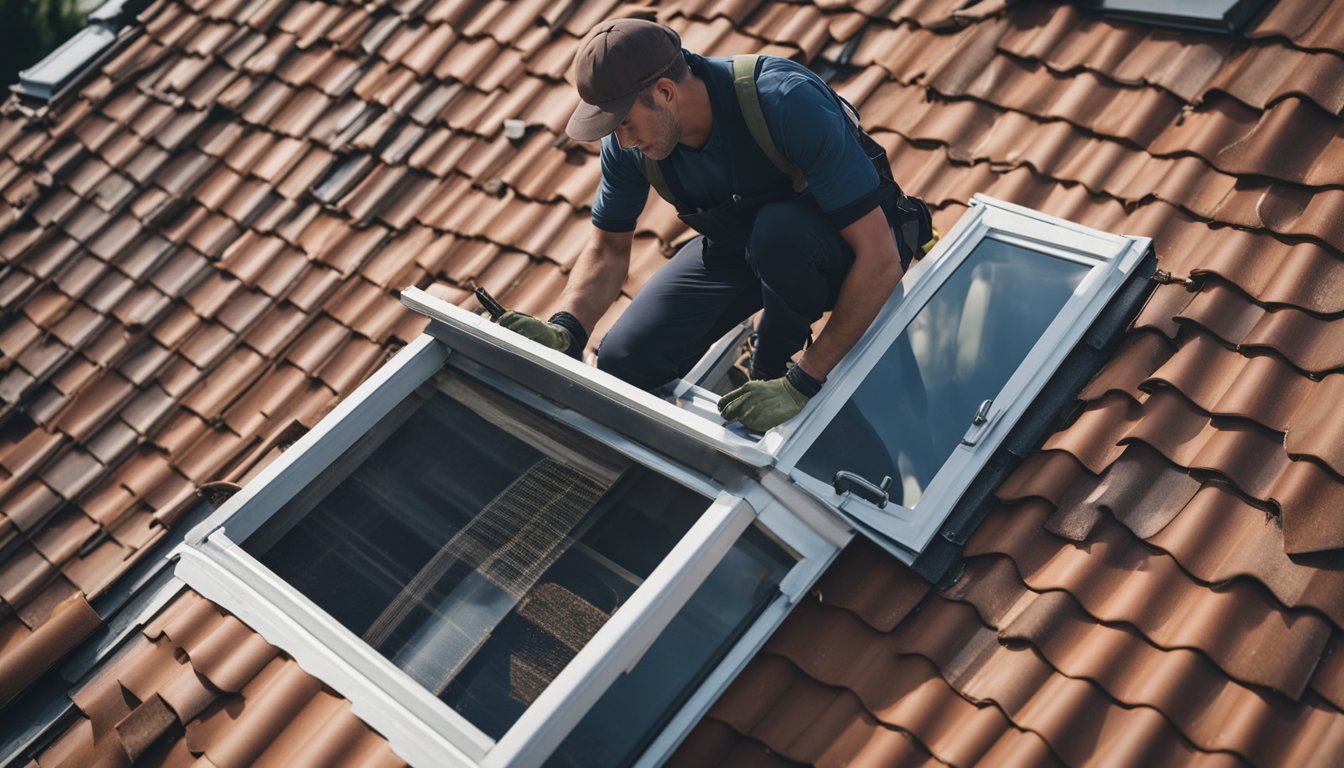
top-left (961, 399), bottom-right (995, 446)
top-left (833, 470), bottom-right (892, 509)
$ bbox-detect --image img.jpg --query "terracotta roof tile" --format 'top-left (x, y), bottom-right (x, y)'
top-left (75, 478), bottom-right (134, 531)
top-left (964, 502), bottom-right (1330, 699)
top-left (5, 481), bottom-right (63, 533)
top-left (51, 372), bottom-right (135, 442)
top-left (1146, 482), bottom-right (1344, 622)
top-left (0, 592), bottom-right (99, 710)
top-left (14, 575), bottom-right (82, 633)
top-left (1177, 279), bottom-right (1344, 374)
top-left (1146, 331), bottom-right (1315, 431)
top-left (178, 320), bottom-right (236, 368)
top-left (998, 4), bottom-right (1230, 99)
top-left (669, 718), bottom-right (810, 767)
top-left (285, 314), bottom-right (349, 375)
top-left (743, 4), bottom-right (831, 59)
top-left (1247, 0), bottom-right (1344, 52)
top-left (174, 423), bottom-right (252, 483)
top-left (36, 590), bottom-right (402, 768)
top-left (155, 410), bottom-right (212, 458)
top-left (181, 348), bottom-right (267, 421)
top-left (1038, 390), bottom-right (1135, 474)
top-left (314, 333), bottom-right (385, 392)
top-left (86, 418), bottom-right (141, 468)
top-left (39, 444), bottom-right (106, 502)
top-left (154, 360), bottom-right (210, 413)
top-left (6, 0), bottom-right (1344, 761)
top-left (996, 588), bottom-right (1341, 764)
top-left (745, 638), bottom-right (1053, 766)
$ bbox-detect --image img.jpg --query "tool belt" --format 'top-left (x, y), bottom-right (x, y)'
top-left (674, 189), bottom-right (798, 250)
top-left (854, 127), bottom-right (935, 270)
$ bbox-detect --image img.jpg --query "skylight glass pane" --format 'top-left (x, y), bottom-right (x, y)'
top-left (546, 524), bottom-right (794, 767)
top-left (241, 375), bottom-right (710, 739)
top-left (798, 238), bottom-right (1089, 507)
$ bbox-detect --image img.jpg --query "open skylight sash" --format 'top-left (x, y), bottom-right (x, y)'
top-left (401, 288), bottom-right (774, 468)
top-left (169, 323), bottom-right (821, 766)
top-left (774, 196), bottom-right (1149, 560)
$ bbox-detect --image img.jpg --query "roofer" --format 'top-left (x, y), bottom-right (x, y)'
top-left (495, 18), bottom-right (934, 431)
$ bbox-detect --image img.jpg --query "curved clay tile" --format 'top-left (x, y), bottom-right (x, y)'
top-left (964, 506), bottom-right (1331, 699)
top-left (1077, 330), bottom-right (1175, 403)
top-left (1042, 442), bottom-right (1201, 542)
top-left (1178, 279), bottom-right (1344, 375)
top-left (1247, 0), bottom-right (1344, 53)
top-left (1148, 483), bottom-right (1344, 629)
top-left (1144, 331), bottom-right (1314, 432)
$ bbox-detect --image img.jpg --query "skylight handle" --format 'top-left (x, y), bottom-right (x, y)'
top-left (961, 399), bottom-right (997, 447)
top-left (832, 470), bottom-right (892, 509)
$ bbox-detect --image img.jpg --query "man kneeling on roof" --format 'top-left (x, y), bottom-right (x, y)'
top-left (496, 18), bottom-right (935, 431)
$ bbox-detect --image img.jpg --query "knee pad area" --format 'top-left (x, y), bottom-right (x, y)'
top-left (595, 332), bottom-right (674, 391)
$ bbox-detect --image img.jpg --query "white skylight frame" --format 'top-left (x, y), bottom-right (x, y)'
top-left (171, 327), bottom-right (845, 768)
top-left (165, 194), bottom-right (1146, 765)
top-left (767, 195), bottom-right (1152, 560)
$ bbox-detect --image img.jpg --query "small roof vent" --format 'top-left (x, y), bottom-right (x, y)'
top-left (14, 0), bottom-right (149, 103)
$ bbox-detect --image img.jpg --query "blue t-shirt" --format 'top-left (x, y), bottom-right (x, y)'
top-left (591, 54), bottom-right (879, 233)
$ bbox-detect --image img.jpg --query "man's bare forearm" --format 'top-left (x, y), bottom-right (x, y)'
top-left (796, 206), bottom-right (903, 379)
top-left (557, 229), bottom-right (634, 332)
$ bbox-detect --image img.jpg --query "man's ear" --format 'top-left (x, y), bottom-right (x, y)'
top-left (654, 77), bottom-right (677, 106)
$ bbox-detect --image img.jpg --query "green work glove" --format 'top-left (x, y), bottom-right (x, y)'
top-left (498, 310), bottom-right (572, 353)
top-left (718, 367), bottom-right (821, 431)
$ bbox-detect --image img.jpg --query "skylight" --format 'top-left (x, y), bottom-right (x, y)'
top-left (1077, 0), bottom-right (1273, 35)
top-left (15, 0), bottom-right (148, 103)
top-left (771, 196), bottom-right (1154, 565)
top-left (170, 195), bottom-right (1151, 766)
top-left (173, 326), bottom-right (842, 766)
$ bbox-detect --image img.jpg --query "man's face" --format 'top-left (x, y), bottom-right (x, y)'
top-left (614, 92), bottom-right (681, 161)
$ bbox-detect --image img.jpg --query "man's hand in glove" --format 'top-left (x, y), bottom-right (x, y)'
top-left (496, 311), bottom-right (588, 358)
top-left (498, 311), bottom-right (571, 351)
top-left (717, 366), bottom-right (825, 431)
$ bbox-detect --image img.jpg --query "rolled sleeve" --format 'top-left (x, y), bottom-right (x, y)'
top-left (591, 135), bottom-right (650, 232)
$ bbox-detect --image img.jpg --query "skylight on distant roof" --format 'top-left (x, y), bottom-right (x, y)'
top-left (16, 26), bottom-right (117, 102)
top-left (1077, 0), bottom-right (1274, 35)
top-left (15, 0), bottom-right (149, 103)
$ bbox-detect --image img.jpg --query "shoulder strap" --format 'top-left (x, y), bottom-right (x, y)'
top-left (731, 55), bottom-right (807, 194)
top-left (642, 154), bottom-right (677, 206)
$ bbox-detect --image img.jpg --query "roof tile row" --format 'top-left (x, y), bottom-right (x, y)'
top-left (3, 0), bottom-right (1344, 763)
top-left (35, 589), bottom-right (405, 767)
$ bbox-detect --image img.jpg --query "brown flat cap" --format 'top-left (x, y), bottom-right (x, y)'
top-left (566, 19), bottom-right (682, 142)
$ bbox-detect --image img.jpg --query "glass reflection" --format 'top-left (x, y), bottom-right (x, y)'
top-left (800, 237), bottom-right (1089, 507)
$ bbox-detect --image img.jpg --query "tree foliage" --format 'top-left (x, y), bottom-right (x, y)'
top-left (0, 0), bottom-right (87, 89)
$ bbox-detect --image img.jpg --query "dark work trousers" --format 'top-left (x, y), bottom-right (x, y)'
top-left (597, 199), bottom-right (855, 391)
